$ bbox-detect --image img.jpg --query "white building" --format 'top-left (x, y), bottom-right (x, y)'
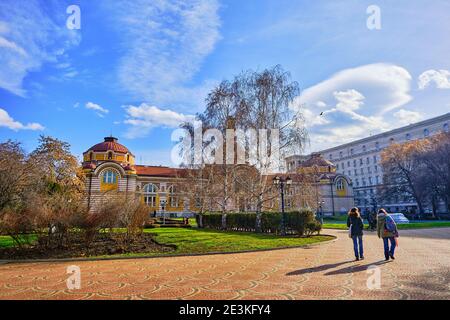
top-left (286, 113), bottom-right (450, 214)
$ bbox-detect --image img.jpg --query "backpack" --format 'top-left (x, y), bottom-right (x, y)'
top-left (385, 215), bottom-right (396, 232)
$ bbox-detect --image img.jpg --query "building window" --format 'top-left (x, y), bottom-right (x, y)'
top-left (360, 168), bottom-right (364, 174)
top-left (336, 163), bottom-right (339, 170)
top-left (368, 167), bottom-right (372, 174)
top-left (336, 179), bottom-right (345, 191)
top-left (373, 155), bottom-right (377, 163)
top-left (359, 158), bottom-right (363, 166)
top-left (102, 170), bottom-right (117, 184)
top-left (354, 169), bottom-right (358, 176)
top-left (143, 183), bottom-right (158, 207)
top-left (444, 123), bottom-right (449, 132)
top-left (406, 133), bottom-right (411, 141)
top-left (355, 179), bottom-right (359, 187)
top-left (424, 128), bottom-right (429, 137)
top-left (376, 176), bottom-right (379, 184)
top-left (348, 170), bottom-right (351, 176)
top-left (329, 154), bottom-right (333, 160)
top-left (168, 185), bottom-right (179, 207)
top-left (339, 151), bottom-right (343, 158)
top-left (353, 159), bottom-right (357, 167)
top-left (350, 148), bottom-right (354, 155)
top-left (389, 138), bottom-right (394, 144)
top-left (347, 161), bottom-right (351, 167)
top-left (108, 152), bottom-right (113, 160)
top-left (375, 142), bottom-right (379, 150)
top-left (369, 177), bottom-right (373, 185)
top-left (89, 152), bottom-right (93, 161)
top-left (366, 157), bottom-right (370, 164)
top-left (127, 154), bottom-right (130, 162)
top-left (362, 145), bottom-right (366, 152)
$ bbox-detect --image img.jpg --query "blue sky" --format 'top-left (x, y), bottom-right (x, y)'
top-left (1, 0), bottom-right (450, 165)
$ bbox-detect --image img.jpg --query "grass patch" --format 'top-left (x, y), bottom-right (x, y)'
top-left (0, 235), bottom-right (37, 248)
top-left (0, 227), bottom-right (333, 259)
top-left (142, 228), bottom-right (333, 256)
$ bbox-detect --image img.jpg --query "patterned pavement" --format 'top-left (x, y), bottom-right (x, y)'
top-left (0, 228), bottom-right (449, 300)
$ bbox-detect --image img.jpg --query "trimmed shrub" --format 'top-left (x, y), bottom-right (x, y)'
top-left (198, 208), bottom-right (319, 237)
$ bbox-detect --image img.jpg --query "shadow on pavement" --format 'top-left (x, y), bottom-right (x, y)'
top-left (324, 260), bottom-right (390, 276)
top-left (286, 260), bottom-right (354, 276)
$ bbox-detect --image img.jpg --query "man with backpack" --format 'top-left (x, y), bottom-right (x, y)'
top-left (377, 208), bottom-right (399, 261)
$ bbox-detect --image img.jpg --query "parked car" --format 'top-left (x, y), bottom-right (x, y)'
top-left (389, 213), bottom-right (410, 224)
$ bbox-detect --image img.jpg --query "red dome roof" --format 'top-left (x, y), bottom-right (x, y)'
top-left (86, 137), bottom-right (131, 154)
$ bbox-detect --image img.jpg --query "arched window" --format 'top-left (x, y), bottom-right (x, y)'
top-left (336, 179), bottom-right (345, 191)
top-left (102, 169), bottom-right (117, 184)
top-left (108, 152), bottom-right (113, 160)
top-left (127, 154), bottom-right (130, 162)
top-left (143, 183), bottom-right (157, 193)
top-left (143, 183), bottom-right (158, 207)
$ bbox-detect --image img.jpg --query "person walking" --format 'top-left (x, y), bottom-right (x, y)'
top-left (377, 208), bottom-right (399, 261)
top-left (347, 207), bottom-right (364, 261)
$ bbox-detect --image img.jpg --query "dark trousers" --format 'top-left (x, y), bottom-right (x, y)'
top-left (383, 237), bottom-right (396, 258)
top-left (352, 235), bottom-right (364, 258)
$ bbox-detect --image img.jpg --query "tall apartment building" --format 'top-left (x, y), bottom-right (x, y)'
top-left (286, 112), bottom-right (450, 214)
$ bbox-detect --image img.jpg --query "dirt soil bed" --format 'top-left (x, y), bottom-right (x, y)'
top-left (0, 233), bottom-right (175, 260)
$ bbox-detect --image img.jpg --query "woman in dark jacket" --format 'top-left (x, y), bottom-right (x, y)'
top-left (347, 207), bottom-right (364, 261)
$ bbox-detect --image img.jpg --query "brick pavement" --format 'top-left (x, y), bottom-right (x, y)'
top-left (0, 228), bottom-right (449, 300)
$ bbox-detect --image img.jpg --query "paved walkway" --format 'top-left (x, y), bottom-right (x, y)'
top-left (0, 228), bottom-right (449, 300)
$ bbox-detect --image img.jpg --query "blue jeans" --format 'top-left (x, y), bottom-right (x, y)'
top-left (383, 237), bottom-right (396, 257)
top-left (352, 235), bottom-right (364, 258)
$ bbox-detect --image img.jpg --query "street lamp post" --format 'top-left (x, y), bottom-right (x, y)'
top-left (317, 200), bottom-right (325, 224)
top-left (273, 176), bottom-right (292, 236)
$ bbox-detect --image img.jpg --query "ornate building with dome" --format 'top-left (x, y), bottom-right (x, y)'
top-left (286, 153), bottom-right (355, 216)
top-left (82, 136), bottom-right (191, 216)
top-left (82, 137), bottom-right (354, 217)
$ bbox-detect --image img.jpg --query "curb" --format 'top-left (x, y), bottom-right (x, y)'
top-left (0, 235), bottom-right (337, 265)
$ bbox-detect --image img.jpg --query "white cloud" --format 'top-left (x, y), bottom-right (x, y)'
top-left (106, 0), bottom-right (221, 109)
top-left (85, 102), bottom-right (109, 117)
top-left (0, 1), bottom-right (81, 96)
top-left (293, 63), bottom-right (412, 115)
top-left (418, 69), bottom-right (450, 90)
top-left (290, 63), bottom-right (415, 152)
top-left (0, 108), bottom-right (44, 131)
top-left (393, 109), bottom-right (423, 126)
top-left (123, 103), bottom-right (195, 138)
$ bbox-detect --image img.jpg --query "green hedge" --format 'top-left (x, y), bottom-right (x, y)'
top-left (197, 209), bottom-right (322, 236)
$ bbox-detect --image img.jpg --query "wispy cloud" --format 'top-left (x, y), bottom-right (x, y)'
top-left (106, 0), bottom-right (221, 110)
top-left (0, 108), bottom-right (44, 131)
top-left (291, 63), bottom-right (415, 152)
top-left (85, 102), bottom-right (109, 117)
top-left (0, 0), bottom-right (81, 97)
top-left (123, 103), bottom-right (195, 139)
top-left (418, 69), bottom-right (450, 89)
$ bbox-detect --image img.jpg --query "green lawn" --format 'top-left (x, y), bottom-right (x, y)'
top-left (143, 228), bottom-right (333, 256)
top-left (0, 228), bottom-right (334, 258)
top-left (0, 234), bottom-right (37, 248)
top-left (323, 221), bottom-right (450, 230)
